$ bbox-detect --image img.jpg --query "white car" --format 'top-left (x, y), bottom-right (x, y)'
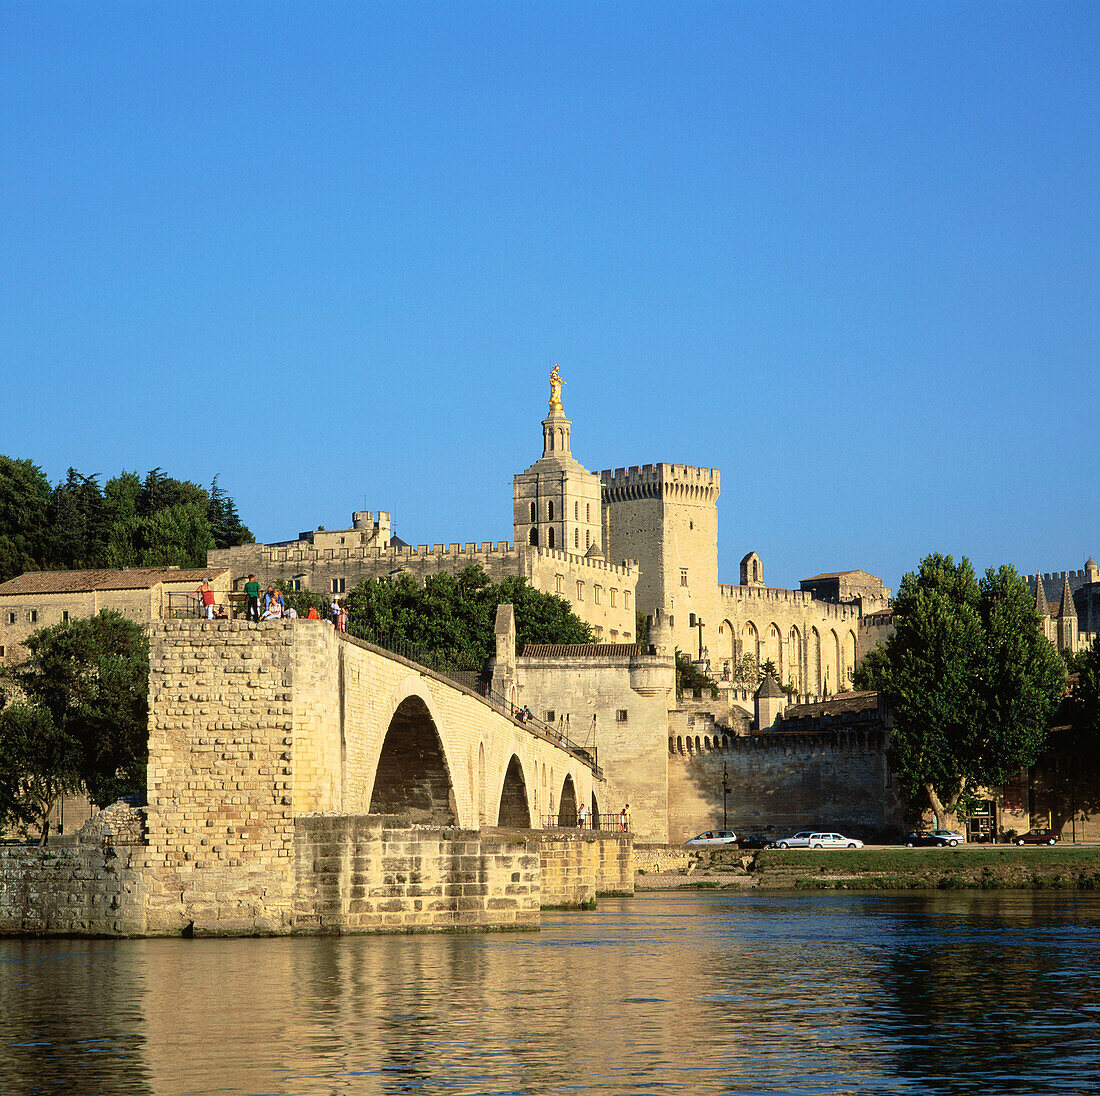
top-left (684, 829), bottom-right (738, 847)
top-left (776, 831), bottom-right (863, 849)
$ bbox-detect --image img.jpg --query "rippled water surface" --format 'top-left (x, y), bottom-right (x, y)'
top-left (2, 891), bottom-right (1099, 1095)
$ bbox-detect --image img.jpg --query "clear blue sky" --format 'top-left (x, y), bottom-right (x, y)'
top-left (2, 1), bottom-right (1096, 592)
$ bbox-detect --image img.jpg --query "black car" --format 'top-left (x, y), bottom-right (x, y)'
top-left (904, 830), bottom-right (963, 847)
top-left (737, 834), bottom-right (770, 850)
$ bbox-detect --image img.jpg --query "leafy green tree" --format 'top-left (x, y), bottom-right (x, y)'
top-left (0, 702), bottom-right (83, 844)
top-left (47, 469), bottom-right (110, 569)
top-left (341, 565), bottom-right (594, 667)
top-left (1067, 637), bottom-right (1100, 767)
top-left (855, 554), bottom-right (1064, 828)
top-left (675, 651), bottom-right (718, 699)
top-left (207, 474), bottom-right (254, 549)
top-left (0, 455), bottom-right (52, 581)
top-left (4, 610), bottom-right (149, 813)
top-left (138, 501), bottom-right (215, 568)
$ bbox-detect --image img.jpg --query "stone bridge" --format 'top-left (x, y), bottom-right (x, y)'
top-left (147, 618), bottom-right (602, 839)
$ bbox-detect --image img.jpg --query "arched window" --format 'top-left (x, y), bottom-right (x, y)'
top-left (548, 527), bottom-right (555, 548)
top-left (586, 530), bottom-right (591, 548)
top-left (548, 500), bottom-right (554, 521)
top-left (753, 560), bottom-right (759, 581)
top-left (574, 529), bottom-right (579, 549)
top-left (529, 527), bottom-right (538, 546)
top-left (529, 501), bottom-right (536, 522)
top-left (586, 503), bottom-right (591, 521)
top-left (574, 501), bottom-right (579, 520)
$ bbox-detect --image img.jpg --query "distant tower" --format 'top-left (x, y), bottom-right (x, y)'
top-left (601, 461), bottom-right (720, 654)
top-left (512, 367), bottom-right (603, 555)
top-left (1057, 574), bottom-right (1079, 652)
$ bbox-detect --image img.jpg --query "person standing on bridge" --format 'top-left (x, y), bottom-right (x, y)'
top-left (244, 575), bottom-right (260, 622)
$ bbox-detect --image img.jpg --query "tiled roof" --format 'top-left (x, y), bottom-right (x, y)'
top-left (521, 643), bottom-right (640, 658)
top-left (0, 567), bottom-right (226, 595)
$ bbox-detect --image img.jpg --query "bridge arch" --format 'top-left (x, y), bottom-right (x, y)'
top-left (369, 692), bottom-right (457, 824)
top-left (497, 754), bottom-right (531, 827)
top-left (557, 773), bottom-right (578, 826)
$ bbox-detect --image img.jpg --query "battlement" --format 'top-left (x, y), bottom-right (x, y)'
top-left (1025, 569), bottom-right (1090, 587)
top-left (533, 546), bottom-right (638, 578)
top-left (600, 463), bottom-right (720, 501)
top-left (718, 583), bottom-right (861, 621)
top-left (261, 540), bottom-right (520, 565)
top-left (669, 726), bottom-right (885, 757)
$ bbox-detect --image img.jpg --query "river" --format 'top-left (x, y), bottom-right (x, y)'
top-left (1, 891), bottom-right (1097, 1095)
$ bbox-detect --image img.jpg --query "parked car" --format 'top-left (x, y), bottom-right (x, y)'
top-left (737, 834), bottom-right (770, 850)
top-left (774, 831), bottom-right (814, 849)
top-left (806, 832), bottom-right (864, 849)
top-left (684, 829), bottom-right (738, 847)
top-left (1015, 828), bottom-right (1060, 846)
top-left (905, 829), bottom-right (963, 847)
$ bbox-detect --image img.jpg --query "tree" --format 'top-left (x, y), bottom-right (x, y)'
top-left (207, 474), bottom-right (254, 549)
top-left (0, 455), bottom-right (52, 581)
top-left (0, 702), bottom-right (83, 844)
top-left (1067, 637), bottom-right (1100, 767)
top-left (675, 651), bottom-right (718, 699)
top-left (341, 565), bottom-right (595, 667)
top-left (855, 554), bottom-right (1065, 828)
top-left (4, 611), bottom-right (149, 819)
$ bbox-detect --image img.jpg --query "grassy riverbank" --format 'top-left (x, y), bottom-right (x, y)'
top-left (639, 846), bottom-right (1100, 891)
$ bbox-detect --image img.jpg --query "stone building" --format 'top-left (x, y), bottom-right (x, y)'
top-left (0, 566), bottom-right (230, 667)
top-left (1027, 559), bottom-right (1099, 654)
top-left (211, 368), bottom-right (887, 694)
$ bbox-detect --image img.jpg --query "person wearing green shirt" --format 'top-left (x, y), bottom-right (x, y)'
top-left (244, 574), bottom-right (261, 622)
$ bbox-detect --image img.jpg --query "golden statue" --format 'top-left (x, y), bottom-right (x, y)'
top-left (549, 365), bottom-right (564, 413)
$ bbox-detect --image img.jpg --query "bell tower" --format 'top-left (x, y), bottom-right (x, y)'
top-left (512, 367), bottom-right (603, 556)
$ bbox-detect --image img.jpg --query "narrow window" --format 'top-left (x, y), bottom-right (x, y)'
top-left (624, 591), bottom-right (631, 609)
top-left (529, 527), bottom-right (538, 546)
top-left (546, 710), bottom-right (555, 723)
top-left (548, 500), bottom-right (554, 520)
top-left (331, 578), bottom-right (345, 593)
top-left (680, 568), bottom-right (688, 586)
top-left (577, 581), bottom-right (585, 601)
top-left (593, 585), bottom-right (601, 605)
top-left (586, 530), bottom-right (591, 548)
top-left (5, 612), bottom-right (14, 625)
top-left (291, 579), bottom-right (302, 591)
top-left (29, 610), bottom-right (37, 623)
top-left (62, 610), bottom-right (70, 623)
top-left (594, 625), bottom-right (603, 638)
top-left (0, 646), bottom-right (5, 657)
top-left (689, 613), bottom-right (696, 627)
top-left (548, 526), bottom-right (555, 548)
top-left (586, 503), bottom-right (591, 521)
top-left (530, 501), bottom-right (536, 521)
top-left (574, 529), bottom-right (579, 549)
top-left (616, 709), bottom-right (628, 723)
top-left (555, 574), bottom-right (564, 593)
top-left (610, 589), bottom-right (617, 607)
top-left (574, 501), bottom-right (579, 520)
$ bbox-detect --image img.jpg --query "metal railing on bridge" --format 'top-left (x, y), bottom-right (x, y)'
top-left (346, 623), bottom-right (602, 776)
top-left (167, 592), bottom-right (201, 619)
top-left (541, 815), bottom-right (630, 833)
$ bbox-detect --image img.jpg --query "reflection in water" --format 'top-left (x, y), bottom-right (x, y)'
top-left (1, 892), bottom-right (1098, 1095)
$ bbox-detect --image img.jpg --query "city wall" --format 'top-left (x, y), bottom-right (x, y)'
top-left (666, 730), bottom-right (905, 844)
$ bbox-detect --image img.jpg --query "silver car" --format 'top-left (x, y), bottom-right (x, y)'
top-left (774, 831), bottom-right (815, 849)
top-left (684, 829), bottom-right (738, 847)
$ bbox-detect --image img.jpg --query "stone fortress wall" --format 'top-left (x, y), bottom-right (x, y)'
top-left (210, 532), bottom-right (638, 641)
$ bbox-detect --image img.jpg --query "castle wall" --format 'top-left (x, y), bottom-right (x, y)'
top-left (714, 585), bottom-right (862, 698)
top-left (209, 540), bottom-right (638, 641)
top-left (515, 650), bottom-right (675, 843)
top-left (666, 731), bottom-right (904, 844)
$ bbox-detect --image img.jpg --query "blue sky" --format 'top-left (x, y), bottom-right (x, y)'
top-left (2, 1), bottom-right (1096, 592)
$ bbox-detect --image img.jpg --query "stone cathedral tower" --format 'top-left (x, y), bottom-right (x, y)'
top-left (512, 367), bottom-right (604, 556)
